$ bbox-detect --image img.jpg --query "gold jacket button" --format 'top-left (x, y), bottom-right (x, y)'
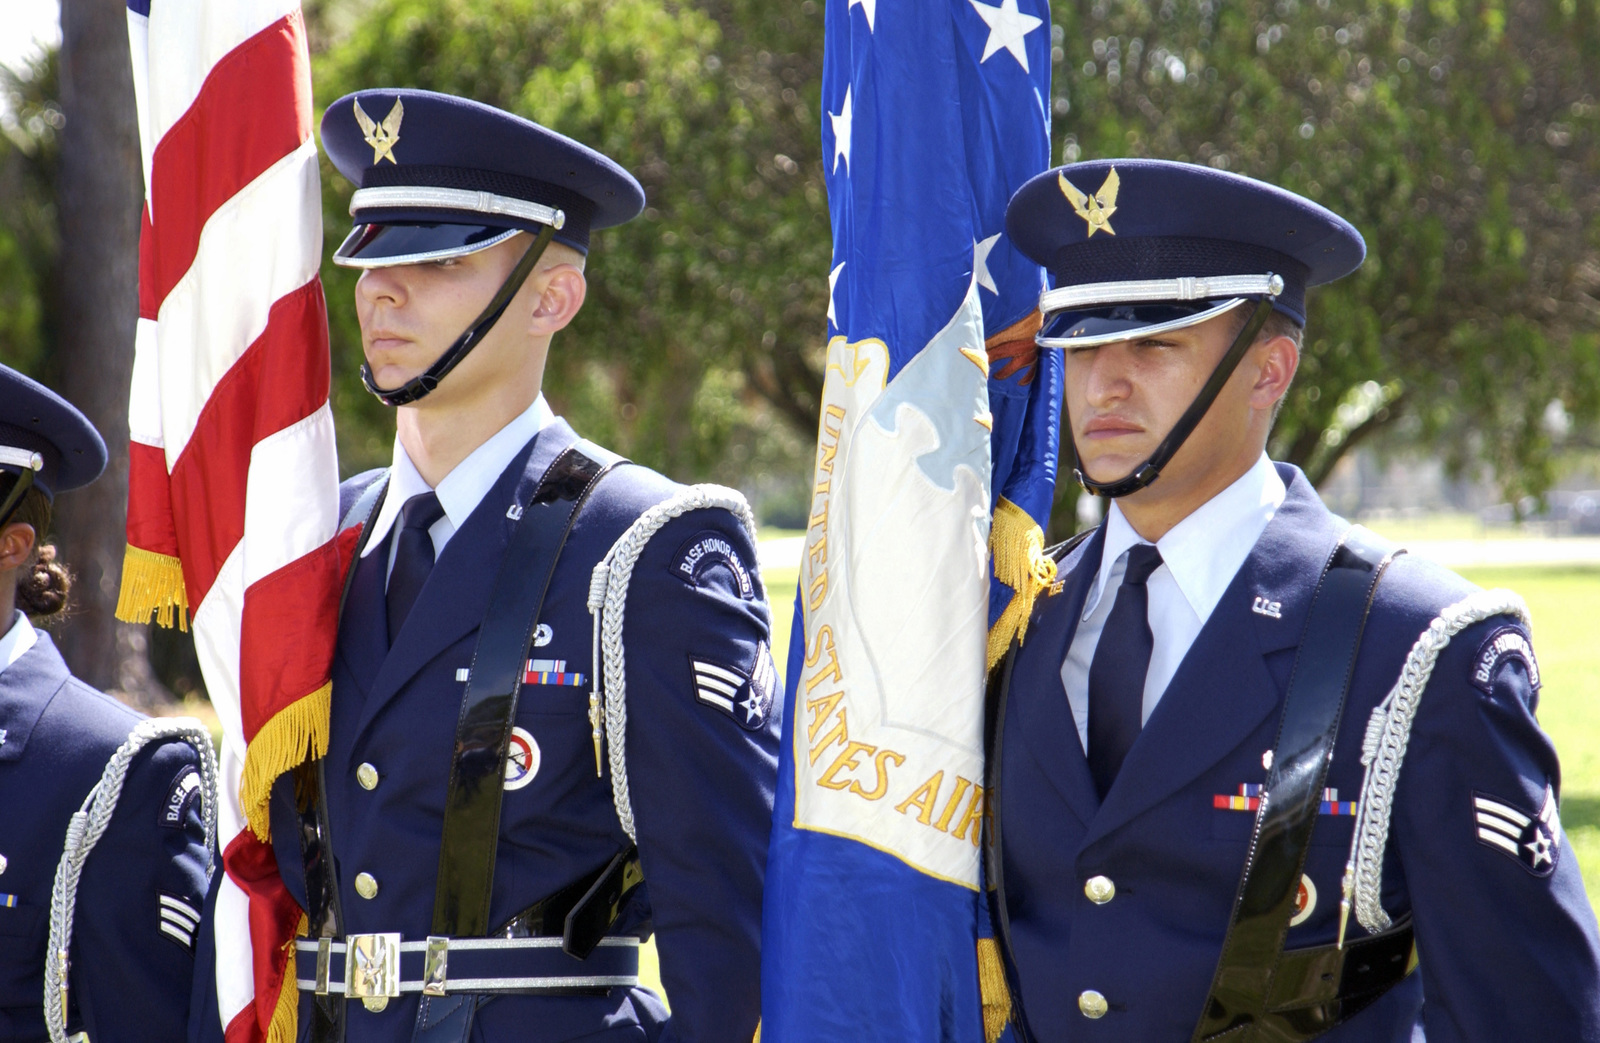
top-left (354, 872), bottom-right (379, 900)
top-left (357, 763), bottom-right (380, 790)
top-left (1078, 989), bottom-right (1108, 1019)
top-left (1084, 875), bottom-right (1116, 904)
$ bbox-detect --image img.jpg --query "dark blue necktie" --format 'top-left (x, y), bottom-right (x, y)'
top-left (1087, 543), bottom-right (1163, 800)
top-left (386, 491), bottom-right (445, 643)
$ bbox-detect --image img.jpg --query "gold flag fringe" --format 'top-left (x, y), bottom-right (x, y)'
top-left (987, 497), bottom-right (1057, 670)
top-left (240, 682), bottom-right (332, 841)
top-left (976, 937), bottom-right (1012, 1042)
top-left (115, 545), bottom-right (190, 631)
top-left (267, 913), bottom-right (308, 1043)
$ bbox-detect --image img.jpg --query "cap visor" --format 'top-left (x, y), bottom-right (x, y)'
top-left (332, 222), bottom-right (520, 269)
top-left (1037, 298), bottom-right (1248, 349)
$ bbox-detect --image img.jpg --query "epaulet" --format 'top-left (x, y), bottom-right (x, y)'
top-left (1341, 587), bottom-right (1530, 942)
top-left (586, 484), bottom-right (759, 841)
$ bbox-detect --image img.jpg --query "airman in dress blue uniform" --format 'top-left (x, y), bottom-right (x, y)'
top-left (186, 90), bottom-right (776, 1043)
top-left (986, 160), bottom-right (1600, 1041)
top-left (0, 365), bottom-right (213, 1042)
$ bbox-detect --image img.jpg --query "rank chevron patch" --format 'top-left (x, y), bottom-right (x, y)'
top-left (159, 892), bottom-right (200, 950)
top-left (690, 644), bottom-right (776, 731)
top-left (1474, 787), bottom-right (1561, 876)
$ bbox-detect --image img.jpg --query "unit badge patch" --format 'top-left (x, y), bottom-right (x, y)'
top-left (1290, 874), bottom-right (1318, 927)
top-left (504, 726), bottom-right (541, 791)
top-left (674, 530), bottom-right (755, 600)
top-left (1471, 626), bottom-right (1541, 694)
top-left (159, 892), bottom-right (200, 950)
top-left (1474, 786), bottom-right (1561, 876)
top-left (691, 643), bottom-right (777, 731)
top-left (161, 765), bottom-right (201, 829)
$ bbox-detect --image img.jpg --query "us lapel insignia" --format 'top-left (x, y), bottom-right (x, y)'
top-left (353, 98), bottom-right (404, 165)
top-left (1058, 167), bottom-right (1120, 237)
top-left (1251, 595), bottom-right (1283, 619)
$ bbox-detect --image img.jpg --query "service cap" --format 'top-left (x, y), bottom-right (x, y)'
top-left (321, 88), bottom-right (646, 267)
top-left (1006, 158), bottom-right (1365, 348)
top-left (0, 364), bottom-right (107, 501)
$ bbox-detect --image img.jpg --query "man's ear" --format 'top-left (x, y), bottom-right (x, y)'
top-left (1249, 334), bottom-right (1299, 412)
top-left (527, 265), bottom-right (587, 336)
top-left (0, 522), bottom-right (37, 571)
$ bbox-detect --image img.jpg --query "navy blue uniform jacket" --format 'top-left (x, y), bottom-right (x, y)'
top-left (0, 630), bottom-right (210, 1042)
top-left (997, 464), bottom-right (1600, 1041)
top-left (262, 420), bottom-right (777, 1043)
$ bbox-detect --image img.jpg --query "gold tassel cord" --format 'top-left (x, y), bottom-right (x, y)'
top-left (976, 937), bottom-right (1012, 1043)
top-left (266, 913), bottom-right (309, 1043)
top-left (239, 682), bottom-right (333, 841)
top-left (115, 545), bottom-right (190, 631)
top-left (987, 497), bottom-right (1057, 670)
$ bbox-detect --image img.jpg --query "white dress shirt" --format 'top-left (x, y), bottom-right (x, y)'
top-left (0, 609), bottom-right (37, 674)
top-left (1060, 453), bottom-right (1287, 751)
top-left (361, 394), bottom-right (557, 580)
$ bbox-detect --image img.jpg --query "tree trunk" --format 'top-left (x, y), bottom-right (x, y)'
top-left (51, 0), bottom-right (172, 711)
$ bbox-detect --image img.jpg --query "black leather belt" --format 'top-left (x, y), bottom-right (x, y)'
top-left (419, 439), bottom-right (622, 1043)
top-left (1191, 526), bottom-right (1407, 1042)
top-left (432, 440), bottom-right (621, 938)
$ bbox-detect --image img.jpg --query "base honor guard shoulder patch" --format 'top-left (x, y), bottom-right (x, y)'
top-left (690, 642), bottom-right (777, 731)
top-left (673, 530), bottom-right (755, 600)
top-left (1472, 625), bottom-right (1541, 693)
top-left (1474, 786), bottom-right (1561, 876)
top-left (161, 765), bottom-right (201, 829)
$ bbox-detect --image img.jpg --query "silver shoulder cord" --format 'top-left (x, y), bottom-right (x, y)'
top-left (45, 717), bottom-right (219, 1043)
top-left (586, 485), bottom-right (762, 841)
top-left (1340, 587), bottom-right (1531, 944)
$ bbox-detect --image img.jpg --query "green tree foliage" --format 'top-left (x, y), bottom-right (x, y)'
top-left (312, 0), bottom-right (830, 496)
top-left (1048, 0), bottom-right (1600, 500)
top-left (0, 52), bottom-right (62, 380)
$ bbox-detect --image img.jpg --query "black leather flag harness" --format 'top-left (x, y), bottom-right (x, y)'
top-left (986, 526), bottom-right (1417, 1043)
top-left (296, 434), bottom-right (645, 1043)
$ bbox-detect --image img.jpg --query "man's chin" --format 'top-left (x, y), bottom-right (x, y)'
top-left (1077, 455), bottom-right (1147, 485)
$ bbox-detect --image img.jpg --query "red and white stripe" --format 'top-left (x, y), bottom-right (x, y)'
top-left (128, 2), bottom-right (346, 1039)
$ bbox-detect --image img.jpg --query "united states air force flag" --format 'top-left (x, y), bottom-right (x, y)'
top-left (760, 0), bottom-right (1058, 1039)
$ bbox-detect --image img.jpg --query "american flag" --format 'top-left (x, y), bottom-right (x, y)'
top-left (120, 1), bottom-right (353, 1039)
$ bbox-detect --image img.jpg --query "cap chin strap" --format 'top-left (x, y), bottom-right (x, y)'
top-left (361, 223), bottom-right (558, 407)
top-left (0, 448), bottom-right (44, 528)
top-left (1071, 295), bottom-right (1276, 499)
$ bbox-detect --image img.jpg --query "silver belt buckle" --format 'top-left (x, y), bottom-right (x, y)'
top-left (346, 932), bottom-right (402, 1012)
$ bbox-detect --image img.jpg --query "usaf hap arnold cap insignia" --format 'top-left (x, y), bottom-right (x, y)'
top-left (0, 364), bottom-right (107, 503)
top-left (1004, 158), bottom-right (1366, 349)
top-left (321, 89), bottom-right (646, 268)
